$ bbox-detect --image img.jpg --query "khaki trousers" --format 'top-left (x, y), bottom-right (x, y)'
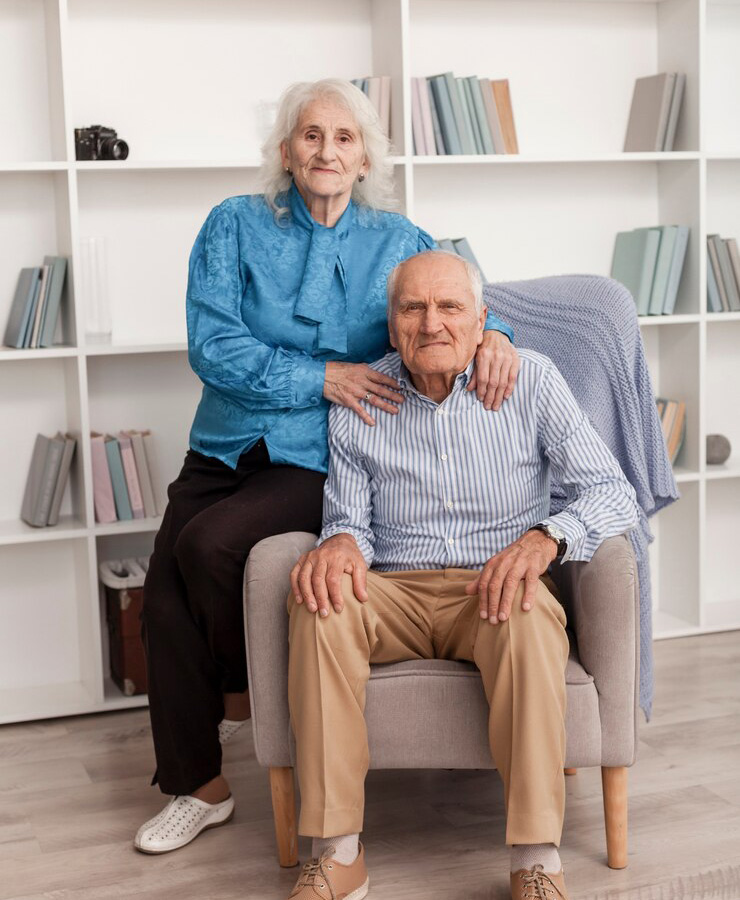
top-left (287, 568), bottom-right (569, 845)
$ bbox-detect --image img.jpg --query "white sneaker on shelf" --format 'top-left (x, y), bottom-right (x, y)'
top-left (134, 794), bottom-right (235, 854)
top-left (218, 718), bottom-right (247, 745)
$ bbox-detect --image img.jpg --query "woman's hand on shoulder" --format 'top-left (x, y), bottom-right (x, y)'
top-left (468, 331), bottom-right (520, 411)
top-left (324, 362), bottom-right (405, 426)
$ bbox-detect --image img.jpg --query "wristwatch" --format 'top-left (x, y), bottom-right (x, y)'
top-left (528, 523), bottom-right (568, 558)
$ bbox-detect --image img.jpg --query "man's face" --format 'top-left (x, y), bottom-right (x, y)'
top-left (389, 254), bottom-right (486, 379)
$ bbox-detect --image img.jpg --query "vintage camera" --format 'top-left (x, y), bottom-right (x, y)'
top-left (74, 125), bottom-right (129, 161)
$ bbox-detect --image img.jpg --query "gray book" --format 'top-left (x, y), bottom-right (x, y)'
top-left (142, 430), bottom-right (167, 515)
top-left (479, 77), bottom-right (506, 153)
top-left (707, 259), bottom-right (722, 312)
top-left (458, 78), bottom-right (482, 154)
top-left (453, 237), bottom-right (486, 282)
top-left (127, 430), bottom-right (157, 518)
top-left (662, 225), bottom-right (689, 314)
top-left (3, 268), bottom-right (40, 348)
top-left (437, 238), bottom-right (456, 252)
top-left (29, 264), bottom-right (51, 349)
top-left (466, 77), bottom-right (495, 155)
top-left (104, 435), bottom-right (133, 521)
top-left (648, 226), bottom-right (678, 315)
top-left (21, 433), bottom-right (65, 527)
top-left (725, 238), bottom-right (740, 312)
top-left (624, 73), bottom-right (676, 152)
top-left (430, 76), bottom-right (460, 155)
top-left (713, 235), bottom-right (740, 311)
top-left (39, 256), bottom-right (68, 348)
top-left (439, 72), bottom-right (473, 154)
top-left (611, 229), bottom-right (661, 315)
top-left (21, 272), bottom-right (43, 349)
top-left (662, 73), bottom-right (686, 151)
top-left (426, 79), bottom-right (446, 154)
top-left (47, 433), bottom-right (76, 526)
top-left (707, 236), bottom-right (730, 311)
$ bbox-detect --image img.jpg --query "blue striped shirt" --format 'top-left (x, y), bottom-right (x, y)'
top-left (320, 349), bottom-right (639, 569)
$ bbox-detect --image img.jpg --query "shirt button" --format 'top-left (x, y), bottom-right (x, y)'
top-left (448, 537), bottom-right (455, 545)
top-left (436, 408), bottom-right (445, 416)
top-left (440, 453), bottom-right (448, 461)
top-left (447, 501), bottom-right (454, 509)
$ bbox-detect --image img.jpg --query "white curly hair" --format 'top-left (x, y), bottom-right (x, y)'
top-left (260, 78), bottom-right (397, 222)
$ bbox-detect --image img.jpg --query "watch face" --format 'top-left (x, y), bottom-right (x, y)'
top-left (548, 524), bottom-right (566, 542)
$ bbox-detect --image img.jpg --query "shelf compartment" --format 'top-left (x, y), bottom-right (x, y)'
top-left (705, 320), bottom-right (740, 474)
top-left (706, 1), bottom-right (740, 154)
top-left (704, 479), bottom-right (740, 629)
top-left (409, 0), bottom-right (699, 157)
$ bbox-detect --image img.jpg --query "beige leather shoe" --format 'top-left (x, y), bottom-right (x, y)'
top-left (289, 843), bottom-right (369, 900)
top-left (510, 864), bottom-right (570, 899)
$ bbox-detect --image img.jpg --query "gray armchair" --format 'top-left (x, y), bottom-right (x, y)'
top-left (243, 529), bottom-right (639, 870)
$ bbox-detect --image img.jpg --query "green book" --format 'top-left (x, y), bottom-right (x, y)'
top-left (3, 268), bottom-right (40, 349)
top-left (429, 76), bottom-right (460, 155)
top-left (457, 78), bottom-right (482, 154)
top-left (466, 76), bottom-right (495, 155)
top-left (611, 229), bottom-right (661, 315)
top-left (662, 225), bottom-right (689, 314)
top-left (440, 71), bottom-right (474, 154)
top-left (39, 256), bottom-right (68, 348)
top-left (647, 226), bottom-right (678, 315)
top-left (105, 435), bottom-right (133, 521)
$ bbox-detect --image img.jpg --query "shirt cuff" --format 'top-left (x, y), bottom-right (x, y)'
top-left (317, 527), bottom-right (375, 567)
top-left (483, 310), bottom-right (514, 343)
top-left (292, 356), bottom-right (327, 408)
top-left (539, 512), bottom-right (587, 564)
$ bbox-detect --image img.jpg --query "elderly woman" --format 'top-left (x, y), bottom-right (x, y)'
top-left (135, 78), bottom-right (519, 854)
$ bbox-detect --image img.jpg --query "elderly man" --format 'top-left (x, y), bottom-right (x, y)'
top-left (286, 250), bottom-right (639, 900)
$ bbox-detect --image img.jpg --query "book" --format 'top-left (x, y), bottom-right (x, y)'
top-left (117, 432), bottom-right (145, 519)
top-left (662, 225), bottom-right (690, 314)
top-left (127, 430), bottom-right (157, 518)
top-left (480, 77), bottom-right (506, 154)
top-left (660, 399), bottom-right (678, 445)
top-left (665, 401), bottom-right (686, 464)
top-left (47, 433), bottom-right (76, 527)
top-left (442, 71), bottom-right (474, 154)
top-left (39, 256), bottom-right (67, 348)
top-left (91, 431), bottom-right (117, 524)
top-left (411, 78), bottom-right (427, 155)
top-left (453, 237), bottom-right (486, 281)
top-left (367, 77), bottom-right (381, 128)
top-left (466, 76), bottom-right (495, 155)
top-left (142, 430), bottom-right (167, 515)
top-left (611, 229), bottom-right (661, 315)
top-left (28, 265), bottom-right (51, 349)
top-left (21, 270), bottom-right (43, 349)
top-left (491, 79), bottom-right (519, 153)
top-left (707, 235), bottom-right (730, 311)
top-left (711, 235), bottom-right (740, 311)
top-left (20, 433), bottom-right (66, 527)
top-left (437, 238), bottom-right (456, 253)
top-left (663, 73), bottom-right (686, 151)
top-left (457, 77), bottom-right (481, 154)
top-left (624, 73), bottom-right (676, 152)
top-left (418, 77), bottom-right (437, 156)
top-left (707, 256), bottom-right (722, 312)
top-left (429, 75), bottom-right (461, 155)
top-left (3, 268), bottom-right (40, 349)
top-left (426, 79), bottom-right (446, 154)
top-left (725, 238), bottom-right (740, 311)
top-left (648, 226), bottom-right (678, 315)
top-left (105, 435), bottom-right (133, 521)
top-left (379, 75), bottom-right (391, 138)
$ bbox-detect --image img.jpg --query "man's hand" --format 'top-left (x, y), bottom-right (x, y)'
top-left (464, 529), bottom-right (558, 623)
top-left (290, 533), bottom-right (369, 617)
top-left (467, 330), bottom-right (520, 411)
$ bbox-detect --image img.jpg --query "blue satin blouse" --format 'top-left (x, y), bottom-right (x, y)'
top-left (186, 183), bottom-right (513, 473)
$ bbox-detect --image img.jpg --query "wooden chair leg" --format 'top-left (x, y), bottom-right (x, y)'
top-left (564, 768), bottom-right (577, 775)
top-left (270, 766), bottom-right (299, 867)
top-left (601, 765), bottom-right (628, 869)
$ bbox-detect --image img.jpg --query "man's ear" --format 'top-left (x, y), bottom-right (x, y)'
top-left (388, 317), bottom-right (398, 349)
top-left (476, 308), bottom-right (487, 345)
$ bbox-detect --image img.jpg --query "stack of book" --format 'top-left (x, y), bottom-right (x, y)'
top-left (3, 258), bottom-right (67, 349)
top-left (351, 76), bottom-right (391, 138)
top-left (411, 73), bottom-right (518, 156)
top-left (706, 234), bottom-right (740, 312)
top-left (91, 430), bottom-right (165, 524)
top-left (610, 225), bottom-right (690, 316)
top-left (21, 433), bottom-right (77, 528)
top-left (656, 398), bottom-right (686, 465)
top-left (624, 72), bottom-right (686, 152)
top-left (435, 236), bottom-right (486, 281)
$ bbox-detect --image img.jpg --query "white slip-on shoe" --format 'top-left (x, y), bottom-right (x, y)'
top-left (218, 718), bottom-right (247, 745)
top-left (134, 794), bottom-right (235, 854)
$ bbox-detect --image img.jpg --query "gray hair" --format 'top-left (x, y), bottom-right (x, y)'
top-left (260, 78), bottom-right (397, 222)
top-left (386, 250), bottom-right (485, 317)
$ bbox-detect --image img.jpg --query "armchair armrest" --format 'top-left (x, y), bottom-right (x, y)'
top-left (244, 531), bottom-right (317, 768)
top-left (548, 533), bottom-right (640, 766)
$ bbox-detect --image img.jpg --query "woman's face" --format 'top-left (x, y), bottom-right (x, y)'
top-left (281, 97), bottom-right (369, 211)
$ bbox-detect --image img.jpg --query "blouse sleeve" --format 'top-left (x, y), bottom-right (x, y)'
top-left (186, 204), bottom-right (326, 411)
top-left (416, 226), bottom-right (514, 343)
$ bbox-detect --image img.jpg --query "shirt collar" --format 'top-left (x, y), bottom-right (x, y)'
top-left (395, 354), bottom-right (476, 398)
top-left (288, 181), bottom-right (354, 237)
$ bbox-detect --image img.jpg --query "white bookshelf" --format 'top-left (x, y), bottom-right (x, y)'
top-left (0, 0), bottom-right (737, 724)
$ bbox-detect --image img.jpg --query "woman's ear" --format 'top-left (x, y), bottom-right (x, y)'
top-left (280, 140), bottom-right (290, 171)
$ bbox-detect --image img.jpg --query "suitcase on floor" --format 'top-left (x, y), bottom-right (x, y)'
top-left (100, 558), bottom-right (149, 696)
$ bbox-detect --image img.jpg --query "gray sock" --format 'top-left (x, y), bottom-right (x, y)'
top-left (312, 833), bottom-right (360, 865)
top-left (510, 843), bottom-right (561, 874)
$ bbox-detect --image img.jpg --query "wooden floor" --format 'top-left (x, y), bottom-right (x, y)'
top-left (2, 630), bottom-right (740, 900)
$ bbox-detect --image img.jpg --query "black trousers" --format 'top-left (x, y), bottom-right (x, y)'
top-left (141, 441), bottom-right (325, 796)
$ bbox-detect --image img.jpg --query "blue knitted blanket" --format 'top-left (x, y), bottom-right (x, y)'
top-left (484, 274), bottom-right (680, 719)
